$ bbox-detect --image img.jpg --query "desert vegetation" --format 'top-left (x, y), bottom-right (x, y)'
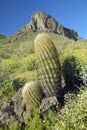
top-left (0, 31), bottom-right (87, 130)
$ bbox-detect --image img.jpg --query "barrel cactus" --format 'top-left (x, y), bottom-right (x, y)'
top-left (22, 81), bottom-right (43, 109)
top-left (34, 33), bottom-right (61, 97)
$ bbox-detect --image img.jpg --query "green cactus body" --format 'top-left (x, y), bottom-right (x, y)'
top-left (34, 33), bottom-right (61, 97)
top-left (22, 81), bottom-right (43, 109)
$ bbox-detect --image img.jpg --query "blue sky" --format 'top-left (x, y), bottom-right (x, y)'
top-left (0, 0), bottom-right (87, 39)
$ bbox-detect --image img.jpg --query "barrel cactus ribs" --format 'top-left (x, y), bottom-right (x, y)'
top-left (34, 33), bottom-right (61, 97)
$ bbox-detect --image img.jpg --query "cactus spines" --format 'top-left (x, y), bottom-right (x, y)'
top-left (34, 33), bottom-right (61, 97)
top-left (22, 81), bottom-right (43, 109)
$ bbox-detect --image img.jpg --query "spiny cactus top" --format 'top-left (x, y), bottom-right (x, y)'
top-left (34, 33), bottom-right (61, 97)
top-left (22, 81), bottom-right (43, 109)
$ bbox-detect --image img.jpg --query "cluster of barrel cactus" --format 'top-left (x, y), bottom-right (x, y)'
top-left (22, 33), bottom-right (86, 110)
top-left (22, 33), bottom-right (61, 109)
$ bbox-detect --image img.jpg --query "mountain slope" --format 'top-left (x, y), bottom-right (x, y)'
top-left (17, 11), bottom-right (78, 40)
top-left (0, 34), bottom-right (6, 39)
top-left (0, 11), bottom-right (80, 45)
top-left (0, 11), bottom-right (87, 129)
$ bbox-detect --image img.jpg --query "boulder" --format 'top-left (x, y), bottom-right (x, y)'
top-left (0, 89), bottom-right (26, 127)
top-left (39, 96), bottom-right (59, 114)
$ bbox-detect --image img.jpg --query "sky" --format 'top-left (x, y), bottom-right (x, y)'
top-left (0, 0), bottom-right (87, 39)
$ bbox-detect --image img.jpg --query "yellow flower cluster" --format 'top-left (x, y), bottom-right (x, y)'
top-left (2, 59), bottom-right (15, 66)
top-left (60, 47), bottom-right (87, 68)
top-left (21, 54), bottom-right (35, 65)
top-left (20, 54), bottom-right (35, 71)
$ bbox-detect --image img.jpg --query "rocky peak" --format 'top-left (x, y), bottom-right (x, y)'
top-left (0, 34), bottom-right (6, 39)
top-left (18, 11), bottom-right (78, 40)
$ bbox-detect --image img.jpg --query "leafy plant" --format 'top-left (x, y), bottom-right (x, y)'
top-left (21, 54), bottom-right (35, 72)
top-left (0, 71), bottom-right (15, 102)
top-left (61, 48), bottom-right (86, 89)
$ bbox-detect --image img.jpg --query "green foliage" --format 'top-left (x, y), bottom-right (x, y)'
top-left (22, 81), bottom-right (43, 110)
top-left (0, 122), bottom-right (22, 130)
top-left (55, 87), bottom-right (87, 130)
top-left (7, 122), bottom-right (22, 130)
top-left (63, 55), bottom-right (85, 87)
top-left (0, 31), bottom-right (87, 129)
top-left (34, 33), bottom-right (61, 97)
top-left (7, 88), bottom-right (86, 130)
top-left (1, 58), bottom-right (19, 74)
top-left (24, 108), bottom-right (57, 130)
top-left (61, 48), bottom-right (87, 89)
top-left (0, 71), bottom-right (15, 102)
top-left (12, 77), bottom-right (26, 91)
top-left (25, 109), bottom-right (44, 130)
top-left (24, 87), bottom-right (87, 130)
top-left (21, 54), bottom-right (35, 72)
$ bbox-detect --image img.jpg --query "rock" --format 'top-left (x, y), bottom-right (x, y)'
top-left (0, 100), bottom-right (15, 127)
top-left (17, 11), bottom-right (78, 40)
top-left (12, 89), bottom-right (26, 118)
top-left (39, 96), bottom-right (59, 114)
top-left (0, 89), bottom-right (26, 127)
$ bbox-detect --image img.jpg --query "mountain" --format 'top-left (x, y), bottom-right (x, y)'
top-left (0, 34), bottom-right (6, 39)
top-left (17, 11), bottom-right (78, 41)
top-left (0, 11), bottom-right (87, 129)
top-left (0, 11), bottom-right (79, 43)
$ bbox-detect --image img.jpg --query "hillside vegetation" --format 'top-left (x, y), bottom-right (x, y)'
top-left (0, 31), bottom-right (87, 130)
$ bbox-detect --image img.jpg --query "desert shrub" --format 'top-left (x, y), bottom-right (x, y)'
top-left (21, 54), bottom-right (35, 72)
top-left (25, 109), bottom-right (44, 130)
top-left (25, 108), bottom-right (57, 130)
top-left (60, 48), bottom-right (87, 89)
top-left (8, 122), bottom-right (22, 130)
top-left (0, 59), bottom-right (20, 101)
top-left (60, 47), bottom-right (87, 67)
top-left (12, 70), bottom-right (37, 88)
top-left (63, 55), bottom-right (85, 88)
top-left (55, 87), bottom-right (87, 130)
top-left (0, 71), bottom-right (15, 102)
top-left (12, 77), bottom-right (26, 91)
top-left (2, 122), bottom-right (22, 130)
top-left (1, 87), bottom-right (87, 130)
top-left (1, 58), bottom-right (19, 74)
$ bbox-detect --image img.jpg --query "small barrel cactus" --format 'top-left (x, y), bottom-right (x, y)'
top-left (34, 33), bottom-right (61, 97)
top-left (22, 81), bottom-right (43, 109)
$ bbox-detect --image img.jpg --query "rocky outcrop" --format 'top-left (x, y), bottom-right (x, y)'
top-left (17, 11), bottom-right (78, 40)
top-left (0, 90), bottom-right (60, 127)
top-left (39, 96), bottom-right (59, 114)
top-left (0, 89), bottom-right (26, 127)
top-left (0, 34), bottom-right (6, 39)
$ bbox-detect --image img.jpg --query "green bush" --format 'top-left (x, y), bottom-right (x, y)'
top-left (55, 87), bottom-right (87, 130)
top-left (1, 58), bottom-right (20, 74)
top-left (21, 54), bottom-right (35, 72)
top-left (61, 48), bottom-right (86, 89)
top-left (12, 77), bottom-right (26, 91)
top-left (62, 55), bottom-right (85, 88)
top-left (0, 72), bottom-right (15, 102)
top-left (25, 108), bottom-right (57, 130)
top-left (8, 122), bottom-right (22, 130)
